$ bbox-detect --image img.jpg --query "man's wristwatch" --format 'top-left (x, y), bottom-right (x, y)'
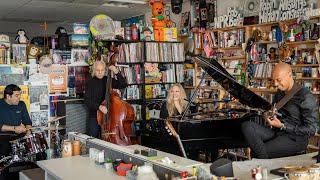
top-left (280, 123), bottom-right (286, 131)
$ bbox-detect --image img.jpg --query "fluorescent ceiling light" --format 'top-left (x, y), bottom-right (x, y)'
top-left (102, 3), bottom-right (129, 8)
top-left (106, 0), bottom-right (147, 4)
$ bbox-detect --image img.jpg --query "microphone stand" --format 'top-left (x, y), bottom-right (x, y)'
top-left (180, 71), bottom-right (207, 121)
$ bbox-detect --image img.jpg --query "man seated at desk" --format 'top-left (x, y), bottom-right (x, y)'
top-left (241, 63), bottom-right (319, 159)
top-left (0, 84), bottom-right (32, 157)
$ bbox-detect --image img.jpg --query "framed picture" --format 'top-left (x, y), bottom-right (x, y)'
top-left (52, 50), bottom-right (71, 64)
top-left (70, 49), bottom-right (89, 66)
top-left (12, 44), bottom-right (27, 64)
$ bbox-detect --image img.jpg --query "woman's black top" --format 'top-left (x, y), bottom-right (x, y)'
top-left (159, 101), bottom-right (197, 119)
top-left (160, 102), bottom-right (182, 119)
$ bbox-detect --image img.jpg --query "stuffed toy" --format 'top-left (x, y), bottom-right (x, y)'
top-left (55, 27), bottom-right (69, 50)
top-left (27, 44), bottom-right (40, 59)
top-left (141, 27), bottom-right (153, 41)
top-left (15, 29), bottom-right (29, 44)
top-left (149, 0), bottom-right (172, 41)
top-left (0, 34), bottom-right (10, 43)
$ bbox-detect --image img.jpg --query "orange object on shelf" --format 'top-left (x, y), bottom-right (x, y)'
top-left (72, 140), bottom-right (81, 156)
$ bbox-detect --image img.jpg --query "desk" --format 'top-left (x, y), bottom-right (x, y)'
top-left (231, 152), bottom-right (318, 179)
top-left (37, 156), bottom-right (125, 180)
top-left (126, 145), bottom-right (203, 173)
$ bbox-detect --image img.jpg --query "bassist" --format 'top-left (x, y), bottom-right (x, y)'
top-left (84, 59), bottom-right (127, 138)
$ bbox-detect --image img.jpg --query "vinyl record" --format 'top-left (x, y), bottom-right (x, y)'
top-left (89, 14), bottom-right (115, 40)
top-left (243, 0), bottom-right (260, 17)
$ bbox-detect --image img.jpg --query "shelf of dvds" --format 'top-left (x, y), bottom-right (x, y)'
top-left (191, 16), bottom-right (320, 111)
top-left (98, 40), bottom-right (185, 122)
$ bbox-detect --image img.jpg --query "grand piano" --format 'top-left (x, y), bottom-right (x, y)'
top-left (140, 55), bottom-right (273, 161)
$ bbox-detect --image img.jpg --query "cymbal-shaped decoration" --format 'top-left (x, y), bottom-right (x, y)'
top-left (90, 14), bottom-right (115, 40)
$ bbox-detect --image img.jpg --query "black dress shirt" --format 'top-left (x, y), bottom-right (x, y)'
top-left (274, 85), bottom-right (319, 137)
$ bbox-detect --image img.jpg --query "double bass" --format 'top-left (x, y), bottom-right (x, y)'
top-left (97, 52), bottom-right (135, 145)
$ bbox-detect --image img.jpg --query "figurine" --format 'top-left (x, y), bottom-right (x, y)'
top-left (15, 29), bottom-right (29, 44)
top-left (141, 27), bottom-right (153, 41)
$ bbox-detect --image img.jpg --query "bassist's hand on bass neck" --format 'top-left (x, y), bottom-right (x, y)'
top-left (99, 105), bottom-right (108, 114)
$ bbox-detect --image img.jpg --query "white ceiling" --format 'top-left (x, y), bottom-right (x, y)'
top-left (0, 0), bottom-right (150, 39)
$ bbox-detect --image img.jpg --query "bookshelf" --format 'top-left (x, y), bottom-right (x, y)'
top-left (242, 16), bottom-right (320, 104)
top-left (98, 40), bottom-right (185, 122)
top-left (143, 42), bottom-right (185, 121)
top-left (191, 16), bottom-right (320, 108)
top-left (187, 26), bottom-right (247, 113)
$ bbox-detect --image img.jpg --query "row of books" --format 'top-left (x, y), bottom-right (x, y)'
top-left (253, 63), bottom-right (274, 78)
top-left (124, 85), bottom-right (141, 100)
top-left (132, 104), bottom-right (142, 121)
top-left (219, 29), bottom-right (244, 48)
top-left (145, 84), bottom-right (171, 99)
top-left (145, 42), bottom-right (184, 62)
top-left (161, 64), bottom-right (185, 83)
top-left (0, 46), bottom-right (10, 64)
top-left (121, 65), bottom-right (141, 84)
top-left (118, 43), bottom-right (143, 63)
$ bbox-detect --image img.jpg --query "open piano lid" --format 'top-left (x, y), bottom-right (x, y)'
top-left (194, 55), bottom-right (272, 111)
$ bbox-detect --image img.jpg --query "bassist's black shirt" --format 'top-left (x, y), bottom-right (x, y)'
top-left (84, 73), bottom-right (127, 118)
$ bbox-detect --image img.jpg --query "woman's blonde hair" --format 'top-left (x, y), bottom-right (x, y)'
top-left (166, 84), bottom-right (188, 117)
top-left (91, 60), bottom-right (106, 77)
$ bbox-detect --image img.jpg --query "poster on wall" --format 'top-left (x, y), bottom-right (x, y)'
top-left (70, 49), bottom-right (89, 66)
top-left (67, 66), bottom-right (89, 97)
top-left (0, 85), bottom-right (30, 112)
top-left (0, 66), bottom-right (24, 86)
top-left (49, 65), bottom-right (67, 94)
top-left (29, 73), bottom-right (48, 86)
top-left (259, 0), bottom-right (309, 23)
top-left (31, 111), bottom-right (48, 127)
top-left (30, 85), bottom-right (49, 111)
top-left (52, 50), bottom-right (71, 64)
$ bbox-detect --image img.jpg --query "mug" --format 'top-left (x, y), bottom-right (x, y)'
top-left (311, 68), bottom-right (318, 78)
top-left (72, 140), bottom-right (81, 156)
top-left (285, 167), bottom-right (310, 180)
top-left (308, 164), bottom-right (320, 180)
top-left (62, 140), bottom-right (73, 158)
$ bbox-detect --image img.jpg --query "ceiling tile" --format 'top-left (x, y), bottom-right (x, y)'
top-left (0, 0), bottom-right (31, 16)
top-left (73, 0), bottom-right (104, 5)
top-left (24, 0), bottom-right (67, 8)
